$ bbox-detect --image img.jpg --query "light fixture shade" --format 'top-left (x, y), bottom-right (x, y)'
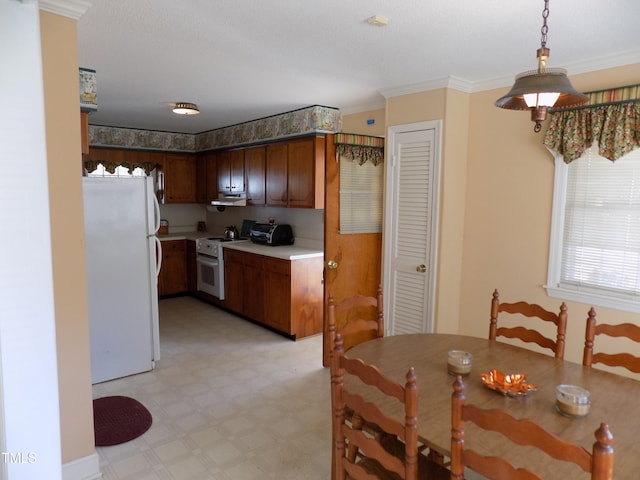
top-left (172, 102), bottom-right (200, 115)
top-left (495, 68), bottom-right (588, 111)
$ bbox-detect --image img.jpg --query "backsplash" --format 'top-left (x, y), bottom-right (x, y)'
top-left (206, 206), bottom-right (324, 249)
top-left (158, 204), bottom-right (207, 233)
top-left (159, 203), bottom-right (324, 249)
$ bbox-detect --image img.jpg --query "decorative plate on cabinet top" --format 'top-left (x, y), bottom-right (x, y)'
top-left (480, 369), bottom-right (537, 397)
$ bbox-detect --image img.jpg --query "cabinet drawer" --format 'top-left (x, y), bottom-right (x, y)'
top-left (162, 240), bottom-right (185, 254)
top-left (265, 257), bottom-right (290, 276)
top-left (243, 252), bottom-right (264, 268)
top-left (224, 248), bottom-right (243, 263)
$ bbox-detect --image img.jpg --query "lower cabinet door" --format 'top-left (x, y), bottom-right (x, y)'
top-left (263, 257), bottom-right (291, 333)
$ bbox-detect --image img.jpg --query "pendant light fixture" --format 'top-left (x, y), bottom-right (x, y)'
top-left (172, 102), bottom-right (200, 115)
top-left (495, 0), bottom-right (588, 132)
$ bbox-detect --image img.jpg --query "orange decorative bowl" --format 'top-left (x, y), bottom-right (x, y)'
top-left (480, 369), bottom-right (537, 396)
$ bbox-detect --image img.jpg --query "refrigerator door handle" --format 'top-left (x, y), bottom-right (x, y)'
top-left (151, 188), bottom-right (161, 235)
top-left (155, 236), bottom-right (163, 277)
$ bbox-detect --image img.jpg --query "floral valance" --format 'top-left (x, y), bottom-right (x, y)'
top-left (84, 159), bottom-right (159, 175)
top-left (544, 84), bottom-right (640, 163)
top-left (335, 133), bottom-right (385, 166)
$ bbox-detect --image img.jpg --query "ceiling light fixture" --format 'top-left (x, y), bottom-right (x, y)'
top-left (495, 0), bottom-right (588, 132)
top-left (172, 102), bottom-right (200, 115)
top-left (367, 15), bottom-right (389, 27)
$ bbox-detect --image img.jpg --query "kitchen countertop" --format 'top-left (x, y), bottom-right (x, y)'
top-left (158, 231), bottom-right (323, 261)
top-left (158, 231), bottom-right (211, 241)
top-left (221, 240), bottom-right (323, 261)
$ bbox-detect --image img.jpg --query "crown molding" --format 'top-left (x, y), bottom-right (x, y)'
top-left (473, 48), bottom-right (640, 93)
top-left (339, 99), bottom-right (386, 116)
top-left (39, 0), bottom-right (91, 20)
top-left (380, 76), bottom-right (474, 99)
top-left (565, 48), bottom-right (640, 76)
top-left (379, 50), bottom-right (640, 98)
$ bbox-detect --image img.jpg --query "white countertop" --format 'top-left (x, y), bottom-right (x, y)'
top-left (158, 231), bottom-right (210, 241)
top-left (221, 240), bottom-right (323, 261)
top-left (158, 231), bottom-right (323, 261)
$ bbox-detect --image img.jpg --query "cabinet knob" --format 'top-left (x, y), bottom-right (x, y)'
top-left (416, 264), bottom-right (427, 273)
top-left (327, 260), bottom-right (338, 269)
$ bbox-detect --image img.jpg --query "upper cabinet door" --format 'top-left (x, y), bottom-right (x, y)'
top-left (164, 153), bottom-right (196, 203)
top-left (244, 146), bottom-right (266, 205)
top-left (229, 149), bottom-right (245, 193)
top-left (287, 137), bottom-right (316, 209)
top-left (265, 143), bottom-right (288, 207)
top-left (216, 151), bottom-right (231, 193)
top-left (217, 149), bottom-right (245, 193)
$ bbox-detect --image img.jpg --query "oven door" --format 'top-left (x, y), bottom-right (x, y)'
top-left (196, 254), bottom-right (224, 300)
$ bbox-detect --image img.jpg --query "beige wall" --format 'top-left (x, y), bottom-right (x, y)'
top-left (40, 12), bottom-right (95, 463)
top-left (459, 63), bottom-right (640, 370)
top-left (340, 107), bottom-right (386, 137)
top-left (372, 64), bottom-right (640, 373)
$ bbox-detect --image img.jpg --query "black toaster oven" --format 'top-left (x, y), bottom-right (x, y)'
top-left (249, 223), bottom-right (295, 246)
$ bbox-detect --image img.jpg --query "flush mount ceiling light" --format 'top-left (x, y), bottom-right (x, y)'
top-left (172, 102), bottom-right (200, 115)
top-left (366, 15), bottom-right (389, 27)
top-left (495, 0), bottom-right (588, 132)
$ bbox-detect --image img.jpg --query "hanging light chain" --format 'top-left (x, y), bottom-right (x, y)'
top-left (537, 0), bottom-right (551, 73)
top-left (540, 0), bottom-right (549, 48)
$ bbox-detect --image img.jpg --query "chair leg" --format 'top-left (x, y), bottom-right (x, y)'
top-left (346, 414), bottom-right (364, 462)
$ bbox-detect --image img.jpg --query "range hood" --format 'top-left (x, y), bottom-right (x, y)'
top-left (211, 192), bottom-right (247, 207)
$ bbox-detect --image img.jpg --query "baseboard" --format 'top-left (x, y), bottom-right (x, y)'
top-left (62, 451), bottom-right (102, 480)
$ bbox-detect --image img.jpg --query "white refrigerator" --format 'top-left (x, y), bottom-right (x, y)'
top-left (82, 176), bottom-right (162, 384)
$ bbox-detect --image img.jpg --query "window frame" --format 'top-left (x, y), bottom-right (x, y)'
top-left (546, 147), bottom-right (640, 313)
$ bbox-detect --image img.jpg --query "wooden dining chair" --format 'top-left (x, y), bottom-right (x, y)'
top-left (583, 307), bottom-right (640, 374)
top-left (489, 289), bottom-right (568, 359)
top-left (331, 334), bottom-right (450, 480)
top-left (326, 285), bottom-right (389, 463)
top-left (450, 375), bottom-right (614, 480)
top-left (326, 284), bottom-right (384, 366)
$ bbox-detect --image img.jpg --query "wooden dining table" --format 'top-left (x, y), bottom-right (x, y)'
top-left (345, 334), bottom-right (640, 479)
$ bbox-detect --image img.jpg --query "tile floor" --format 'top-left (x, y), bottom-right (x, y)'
top-left (93, 296), bottom-right (485, 480)
top-left (93, 296), bottom-right (332, 480)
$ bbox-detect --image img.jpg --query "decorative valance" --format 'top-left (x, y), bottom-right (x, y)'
top-left (83, 159), bottom-right (159, 175)
top-left (89, 105), bottom-right (342, 152)
top-left (544, 84), bottom-right (640, 163)
top-left (335, 133), bottom-right (385, 166)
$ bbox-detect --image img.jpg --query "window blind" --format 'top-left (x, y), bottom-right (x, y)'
top-left (561, 144), bottom-right (640, 298)
top-left (339, 157), bottom-right (383, 234)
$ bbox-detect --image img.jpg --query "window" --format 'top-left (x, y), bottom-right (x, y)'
top-left (547, 144), bottom-right (640, 312)
top-left (339, 158), bottom-right (383, 234)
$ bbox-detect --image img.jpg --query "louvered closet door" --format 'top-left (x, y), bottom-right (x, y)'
top-left (384, 124), bottom-right (440, 335)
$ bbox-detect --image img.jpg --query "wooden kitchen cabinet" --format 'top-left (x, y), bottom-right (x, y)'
top-left (288, 136), bottom-right (324, 208)
top-left (222, 248), bottom-right (323, 339)
top-left (242, 252), bottom-right (265, 321)
top-left (158, 239), bottom-right (187, 297)
top-left (223, 249), bottom-right (264, 321)
top-left (195, 151), bottom-right (218, 204)
top-left (217, 149), bottom-right (245, 194)
top-left (244, 146), bottom-right (266, 206)
top-left (265, 136), bottom-right (325, 209)
top-left (186, 240), bottom-right (197, 294)
top-left (223, 249), bottom-right (244, 313)
top-left (263, 257), bottom-right (292, 333)
top-left (195, 154), bottom-right (208, 204)
top-left (265, 143), bottom-right (288, 207)
top-left (81, 111), bottom-right (89, 157)
top-left (163, 152), bottom-right (196, 203)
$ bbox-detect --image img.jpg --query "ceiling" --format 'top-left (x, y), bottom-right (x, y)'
top-left (77, 0), bottom-right (640, 135)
